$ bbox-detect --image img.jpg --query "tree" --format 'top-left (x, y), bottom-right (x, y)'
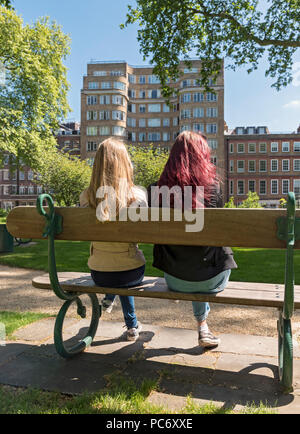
top-left (0, 7), bottom-right (70, 170)
top-left (224, 191), bottom-right (263, 208)
top-left (0, 0), bottom-right (13, 8)
top-left (128, 145), bottom-right (169, 188)
top-left (37, 152), bottom-right (92, 207)
top-left (123, 0), bottom-right (300, 98)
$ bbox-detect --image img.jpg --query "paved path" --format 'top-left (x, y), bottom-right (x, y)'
top-left (1, 318), bottom-right (300, 413)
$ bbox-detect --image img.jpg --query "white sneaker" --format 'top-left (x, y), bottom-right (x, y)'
top-left (101, 298), bottom-right (115, 313)
top-left (125, 322), bottom-right (142, 341)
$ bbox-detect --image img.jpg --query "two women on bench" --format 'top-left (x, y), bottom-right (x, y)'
top-left (80, 131), bottom-right (237, 347)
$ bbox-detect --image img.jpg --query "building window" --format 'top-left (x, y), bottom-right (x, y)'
top-left (237, 180), bottom-right (245, 195)
top-left (271, 142), bottom-right (278, 152)
top-left (206, 92), bottom-right (217, 101)
top-left (294, 159), bottom-right (300, 171)
top-left (128, 89), bottom-right (135, 98)
top-left (88, 82), bottom-right (99, 89)
top-left (93, 71), bottom-right (106, 76)
top-left (87, 127), bottom-right (97, 136)
top-left (193, 107), bottom-right (204, 118)
top-left (148, 74), bottom-right (160, 84)
top-left (87, 95), bottom-right (97, 105)
top-left (127, 117), bottom-right (136, 127)
top-left (282, 142), bottom-right (290, 152)
top-left (148, 118), bottom-right (161, 127)
top-left (271, 179), bottom-right (278, 194)
top-left (99, 126), bottom-right (110, 135)
top-left (259, 143), bottom-right (267, 153)
top-left (229, 160), bottom-right (234, 173)
top-left (112, 110), bottom-right (125, 121)
top-left (139, 75), bottom-right (146, 84)
top-left (181, 109), bottom-right (192, 119)
top-left (181, 124), bottom-right (191, 132)
top-left (208, 139), bottom-right (218, 149)
top-left (163, 103), bottom-right (170, 113)
top-left (237, 143), bottom-right (245, 153)
top-left (112, 95), bottom-right (124, 105)
top-left (127, 132), bottom-right (136, 142)
top-left (101, 82), bottom-right (111, 89)
top-left (99, 110), bottom-right (110, 120)
top-left (148, 132), bottom-right (161, 142)
top-left (206, 123), bottom-right (217, 134)
top-left (206, 107), bottom-right (217, 117)
top-left (211, 156), bottom-right (217, 166)
top-left (248, 143), bottom-right (256, 153)
top-left (87, 110), bottom-right (97, 120)
top-left (28, 171), bottom-right (33, 181)
top-left (128, 74), bottom-right (136, 83)
top-left (139, 118), bottom-right (146, 127)
top-left (193, 92), bottom-right (204, 102)
top-left (259, 160), bottom-right (267, 172)
top-left (237, 160), bottom-right (245, 173)
top-left (229, 143), bottom-right (234, 153)
top-left (139, 90), bottom-right (146, 98)
top-left (86, 141), bottom-right (98, 152)
top-left (294, 179), bottom-right (300, 195)
top-left (294, 142), bottom-right (300, 152)
top-left (110, 70), bottom-right (125, 77)
top-left (112, 126), bottom-right (126, 136)
top-left (163, 132), bottom-right (170, 141)
top-left (236, 127), bottom-right (244, 135)
top-left (128, 103), bottom-right (136, 113)
top-left (282, 159), bottom-right (290, 171)
top-left (100, 95), bottom-right (110, 104)
top-left (113, 81), bottom-right (126, 91)
top-left (148, 89), bottom-right (160, 98)
top-left (163, 118), bottom-right (170, 127)
top-left (181, 93), bottom-right (191, 103)
top-left (259, 180), bottom-right (266, 195)
top-left (271, 159), bottom-right (278, 171)
top-left (193, 123), bottom-right (204, 133)
top-left (248, 160), bottom-right (256, 172)
top-left (148, 104), bottom-right (161, 113)
top-left (248, 180), bottom-right (256, 192)
top-left (139, 132), bottom-right (146, 141)
top-left (229, 180), bottom-right (234, 196)
top-left (139, 104), bottom-right (146, 113)
top-left (173, 117), bottom-right (178, 126)
top-left (282, 179), bottom-right (290, 195)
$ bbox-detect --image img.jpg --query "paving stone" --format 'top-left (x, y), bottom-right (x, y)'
top-left (13, 317), bottom-right (78, 342)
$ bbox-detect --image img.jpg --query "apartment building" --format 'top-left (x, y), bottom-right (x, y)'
top-left (80, 60), bottom-right (225, 170)
top-left (56, 122), bottom-right (81, 156)
top-left (226, 125), bottom-right (300, 207)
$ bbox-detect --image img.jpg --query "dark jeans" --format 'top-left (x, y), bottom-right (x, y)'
top-left (90, 265), bottom-right (145, 329)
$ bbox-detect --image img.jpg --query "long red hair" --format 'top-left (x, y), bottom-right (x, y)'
top-left (158, 131), bottom-right (218, 208)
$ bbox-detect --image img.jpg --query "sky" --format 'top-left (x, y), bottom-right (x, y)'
top-left (12, 0), bottom-right (300, 133)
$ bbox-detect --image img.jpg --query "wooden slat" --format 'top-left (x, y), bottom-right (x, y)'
top-left (6, 206), bottom-right (300, 248)
top-left (32, 272), bottom-right (300, 309)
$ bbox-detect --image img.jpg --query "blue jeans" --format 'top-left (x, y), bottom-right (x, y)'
top-left (90, 265), bottom-right (145, 329)
top-left (164, 269), bottom-right (231, 323)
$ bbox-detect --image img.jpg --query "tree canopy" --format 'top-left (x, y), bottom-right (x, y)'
top-left (124, 0), bottom-right (300, 97)
top-left (0, 6), bottom-right (70, 170)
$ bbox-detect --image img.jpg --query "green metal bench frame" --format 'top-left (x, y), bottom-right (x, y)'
top-left (36, 192), bottom-right (300, 393)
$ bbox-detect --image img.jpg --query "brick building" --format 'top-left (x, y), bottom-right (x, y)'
top-left (80, 59), bottom-right (225, 171)
top-left (225, 125), bottom-right (300, 207)
top-left (0, 122), bottom-right (81, 210)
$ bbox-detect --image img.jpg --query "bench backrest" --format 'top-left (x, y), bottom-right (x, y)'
top-left (6, 205), bottom-right (300, 249)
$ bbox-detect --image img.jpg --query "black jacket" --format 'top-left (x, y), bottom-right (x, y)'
top-left (147, 183), bottom-right (237, 281)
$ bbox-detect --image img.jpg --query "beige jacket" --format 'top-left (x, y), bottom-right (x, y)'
top-left (79, 187), bottom-right (147, 272)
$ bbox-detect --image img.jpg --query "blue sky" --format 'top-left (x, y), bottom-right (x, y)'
top-left (13, 0), bottom-right (300, 133)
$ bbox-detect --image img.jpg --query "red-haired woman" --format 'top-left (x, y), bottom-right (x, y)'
top-left (148, 131), bottom-right (237, 348)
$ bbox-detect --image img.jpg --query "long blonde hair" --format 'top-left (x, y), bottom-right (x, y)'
top-left (87, 138), bottom-right (135, 221)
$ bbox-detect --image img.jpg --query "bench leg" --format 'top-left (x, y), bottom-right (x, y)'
top-left (54, 294), bottom-right (101, 359)
top-left (277, 309), bottom-right (293, 393)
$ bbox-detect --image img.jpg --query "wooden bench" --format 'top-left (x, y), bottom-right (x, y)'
top-left (6, 192), bottom-right (300, 393)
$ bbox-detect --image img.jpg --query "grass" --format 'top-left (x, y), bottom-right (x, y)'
top-left (0, 374), bottom-right (276, 414)
top-left (0, 311), bottom-right (51, 339)
top-left (0, 238), bottom-right (297, 284)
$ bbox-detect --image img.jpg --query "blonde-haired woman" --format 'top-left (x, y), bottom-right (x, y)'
top-left (80, 138), bottom-right (147, 341)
